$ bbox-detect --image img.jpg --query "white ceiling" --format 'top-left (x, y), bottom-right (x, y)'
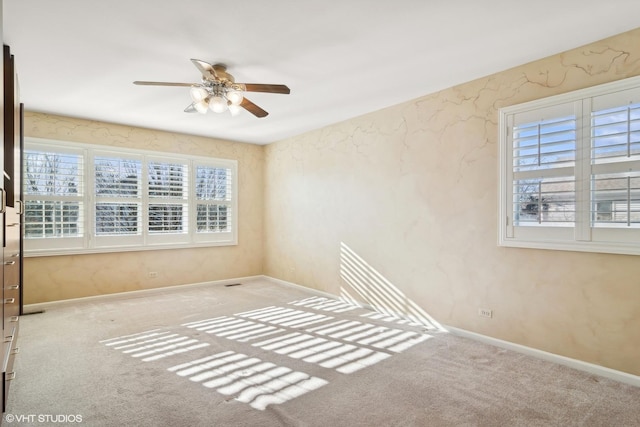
top-left (4, 1), bottom-right (640, 145)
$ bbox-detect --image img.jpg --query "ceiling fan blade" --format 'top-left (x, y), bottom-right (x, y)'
top-left (133, 81), bottom-right (195, 87)
top-left (240, 98), bottom-right (268, 118)
top-left (238, 84), bottom-right (290, 94)
top-left (191, 59), bottom-right (218, 80)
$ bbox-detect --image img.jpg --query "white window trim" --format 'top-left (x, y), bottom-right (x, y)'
top-left (24, 138), bottom-right (238, 257)
top-left (499, 75), bottom-right (640, 256)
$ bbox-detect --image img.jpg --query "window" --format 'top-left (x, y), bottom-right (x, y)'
top-left (24, 139), bottom-right (237, 255)
top-left (499, 75), bottom-right (640, 255)
top-left (23, 146), bottom-right (85, 251)
top-left (194, 164), bottom-right (233, 241)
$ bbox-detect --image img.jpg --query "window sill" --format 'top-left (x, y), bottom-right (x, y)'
top-left (24, 240), bottom-right (238, 258)
top-left (498, 237), bottom-right (640, 256)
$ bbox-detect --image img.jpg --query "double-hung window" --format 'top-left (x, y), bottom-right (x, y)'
top-left (147, 156), bottom-right (190, 245)
top-left (23, 146), bottom-right (85, 251)
top-left (499, 75), bottom-right (640, 255)
top-left (194, 163), bottom-right (233, 242)
top-left (94, 152), bottom-right (143, 248)
top-left (24, 139), bottom-right (238, 255)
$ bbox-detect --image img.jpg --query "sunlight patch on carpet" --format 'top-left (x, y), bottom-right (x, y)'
top-left (251, 331), bottom-right (392, 374)
top-left (289, 295), bottom-right (428, 328)
top-left (236, 306), bottom-right (333, 328)
top-left (307, 319), bottom-right (431, 353)
top-left (288, 296), bottom-right (360, 313)
top-left (101, 330), bottom-right (210, 361)
top-left (168, 351), bottom-right (328, 410)
top-left (183, 305), bottom-right (432, 374)
top-left (182, 316), bottom-right (284, 342)
top-left (100, 302), bottom-right (434, 412)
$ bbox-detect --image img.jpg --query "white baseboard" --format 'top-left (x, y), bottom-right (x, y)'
top-left (445, 325), bottom-right (640, 388)
top-left (24, 275), bottom-right (265, 313)
top-left (263, 275), bottom-right (640, 388)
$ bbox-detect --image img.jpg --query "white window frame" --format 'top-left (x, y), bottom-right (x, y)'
top-left (92, 150), bottom-right (144, 249)
top-left (192, 162), bottom-right (235, 244)
top-left (24, 138), bottom-right (238, 256)
top-left (145, 154), bottom-right (191, 246)
top-left (499, 75), bottom-right (640, 256)
top-left (23, 144), bottom-right (87, 252)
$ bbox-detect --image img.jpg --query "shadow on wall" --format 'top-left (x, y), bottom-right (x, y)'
top-left (339, 242), bottom-right (447, 332)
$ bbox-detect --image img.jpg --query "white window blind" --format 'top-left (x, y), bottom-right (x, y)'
top-left (23, 139), bottom-right (238, 256)
top-left (146, 158), bottom-right (191, 246)
top-left (499, 75), bottom-right (640, 255)
top-left (94, 155), bottom-right (142, 237)
top-left (511, 110), bottom-right (577, 228)
top-left (193, 164), bottom-right (234, 243)
top-left (590, 101), bottom-right (640, 229)
top-left (23, 147), bottom-right (85, 251)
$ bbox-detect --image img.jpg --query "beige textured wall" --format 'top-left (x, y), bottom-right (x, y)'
top-left (264, 28), bottom-right (640, 375)
top-left (24, 112), bottom-right (264, 303)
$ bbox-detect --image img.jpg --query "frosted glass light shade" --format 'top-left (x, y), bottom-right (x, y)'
top-left (194, 98), bottom-right (209, 114)
top-left (226, 90), bottom-right (244, 105)
top-left (190, 86), bottom-right (208, 102)
top-left (209, 95), bottom-right (228, 113)
top-left (228, 104), bottom-right (241, 116)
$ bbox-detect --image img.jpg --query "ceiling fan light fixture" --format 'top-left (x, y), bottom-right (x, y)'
top-left (209, 95), bottom-right (228, 113)
top-left (226, 89), bottom-right (244, 106)
top-left (228, 104), bottom-right (241, 116)
top-left (194, 98), bottom-right (209, 114)
top-left (189, 86), bottom-right (208, 102)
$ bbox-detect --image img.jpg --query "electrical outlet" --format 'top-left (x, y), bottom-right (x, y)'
top-left (478, 308), bottom-right (493, 318)
top-left (148, 271), bottom-right (158, 279)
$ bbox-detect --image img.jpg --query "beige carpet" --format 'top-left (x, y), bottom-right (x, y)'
top-left (4, 278), bottom-right (640, 427)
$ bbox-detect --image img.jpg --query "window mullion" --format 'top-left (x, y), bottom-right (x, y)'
top-left (87, 148), bottom-right (95, 249)
top-left (504, 115), bottom-right (515, 238)
top-left (575, 98), bottom-right (591, 242)
top-left (627, 176), bottom-right (632, 227)
top-left (189, 159), bottom-right (196, 244)
top-left (142, 157), bottom-right (149, 245)
top-left (627, 107), bottom-right (632, 158)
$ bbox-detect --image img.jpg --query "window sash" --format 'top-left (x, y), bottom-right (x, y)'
top-left (147, 157), bottom-right (189, 237)
top-left (513, 116), bottom-right (576, 171)
top-left (94, 154), bottom-right (142, 198)
top-left (24, 145), bottom-right (86, 242)
top-left (24, 199), bottom-right (84, 238)
top-left (591, 173), bottom-right (640, 228)
top-left (513, 176), bottom-right (576, 227)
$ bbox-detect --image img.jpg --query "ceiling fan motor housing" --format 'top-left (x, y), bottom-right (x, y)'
top-left (209, 64), bottom-right (234, 83)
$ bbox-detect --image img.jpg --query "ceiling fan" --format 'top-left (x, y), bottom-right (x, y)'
top-left (133, 59), bottom-right (290, 118)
